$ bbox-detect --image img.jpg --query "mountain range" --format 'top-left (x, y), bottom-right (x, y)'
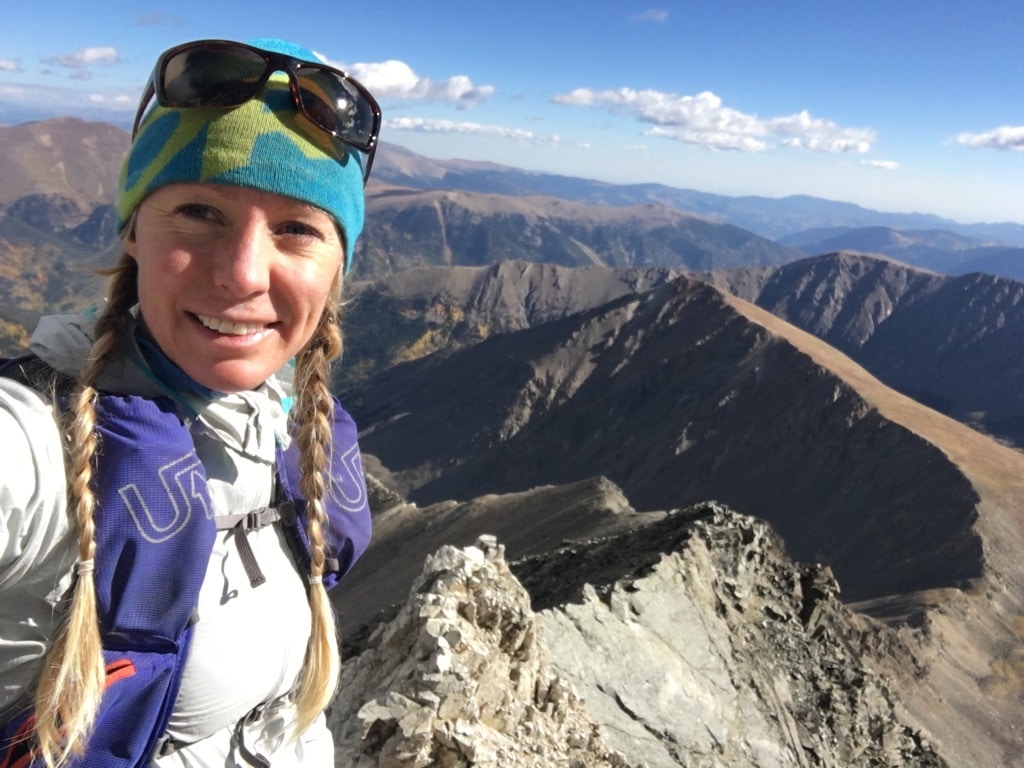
top-left (1, 118), bottom-right (1022, 286)
top-left (331, 261), bottom-right (1024, 766)
top-left (341, 267), bottom-right (984, 603)
top-left (375, 143), bottom-right (1024, 247)
top-left (340, 254), bottom-right (1024, 449)
top-left (3, 117), bottom-right (1024, 765)
top-left (779, 226), bottom-right (1024, 282)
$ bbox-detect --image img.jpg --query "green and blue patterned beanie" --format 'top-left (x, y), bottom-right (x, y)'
top-left (117, 38), bottom-right (365, 272)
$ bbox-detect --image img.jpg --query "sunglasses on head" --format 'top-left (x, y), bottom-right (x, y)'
top-left (132, 39), bottom-right (382, 183)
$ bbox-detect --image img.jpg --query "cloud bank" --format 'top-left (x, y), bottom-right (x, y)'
top-left (957, 125), bottom-right (1024, 151)
top-left (553, 87), bottom-right (875, 153)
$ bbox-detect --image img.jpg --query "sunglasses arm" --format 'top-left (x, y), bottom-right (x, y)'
top-left (131, 81), bottom-right (157, 138)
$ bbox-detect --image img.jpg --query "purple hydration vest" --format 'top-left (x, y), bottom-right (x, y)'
top-left (0, 371), bottom-right (371, 767)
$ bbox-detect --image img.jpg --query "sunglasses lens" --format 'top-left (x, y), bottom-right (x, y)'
top-left (145, 41), bottom-right (380, 181)
top-left (161, 44), bottom-right (268, 106)
top-left (295, 69), bottom-right (378, 149)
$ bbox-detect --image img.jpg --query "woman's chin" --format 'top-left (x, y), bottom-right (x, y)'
top-left (183, 358), bottom-right (283, 393)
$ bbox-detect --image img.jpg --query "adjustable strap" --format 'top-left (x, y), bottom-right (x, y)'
top-left (214, 480), bottom-right (344, 593)
top-left (233, 704), bottom-right (273, 768)
top-left (233, 526), bottom-right (266, 589)
top-left (214, 506), bottom-right (283, 531)
top-left (153, 734), bottom-right (191, 760)
top-left (214, 506), bottom-right (283, 589)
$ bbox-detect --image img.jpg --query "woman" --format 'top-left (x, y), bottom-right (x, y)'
top-left (0, 37), bottom-right (379, 767)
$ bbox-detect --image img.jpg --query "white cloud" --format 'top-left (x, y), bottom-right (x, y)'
top-left (956, 125), bottom-right (1024, 151)
top-left (323, 57), bottom-right (495, 109)
top-left (554, 86), bottom-right (874, 154)
top-left (630, 9), bottom-right (669, 22)
top-left (86, 93), bottom-right (135, 107)
top-left (386, 116), bottom-right (559, 144)
top-left (861, 159), bottom-right (899, 171)
top-left (44, 46), bottom-right (119, 69)
top-left (647, 125), bottom-right (768, 152)
top-left (0, 80), bottom-right (135, 114)
top-left (768, 110), bottom-right (874, 153)
top-left (0, 59), bottom-right (19, 72)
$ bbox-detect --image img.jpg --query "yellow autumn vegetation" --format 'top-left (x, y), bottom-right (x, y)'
top-left (0, 319), bottom-right (30, 356)
top-left (398, 329), bottom-right (449, 362)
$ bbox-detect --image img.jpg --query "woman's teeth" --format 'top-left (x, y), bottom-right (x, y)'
top-left (197, 314), bottom-right (266, 336)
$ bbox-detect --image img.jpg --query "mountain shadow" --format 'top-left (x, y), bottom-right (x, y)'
top-left (342, 275), bottom-right (982, 604)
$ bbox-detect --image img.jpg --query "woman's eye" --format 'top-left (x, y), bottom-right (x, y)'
top-left (177, 203), bottom-right (218, 221)
top-left (279, 221), bottom-right (323, 238)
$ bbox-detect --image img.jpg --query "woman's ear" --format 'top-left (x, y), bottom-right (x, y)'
top-left (122, 212), bottom-right (139, 259)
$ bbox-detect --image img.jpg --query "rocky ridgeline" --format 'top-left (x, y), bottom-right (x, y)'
top-left (328, 503), bottom-right (947, 767)
top-left (328, 535), bottom-right (630, 767)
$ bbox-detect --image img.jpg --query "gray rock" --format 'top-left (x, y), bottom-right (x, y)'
top-left (531, 505), bottom-right (944, 767)
top-left (330, 506), bottom-right (946, 767)
top-left (330, 535), bottom-right (632, 767)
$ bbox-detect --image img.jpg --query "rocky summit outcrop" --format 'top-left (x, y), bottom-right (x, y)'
top-left (329, 534), bottom-right (630, 767)
top-left (330, 501), bottom-right (947, 767)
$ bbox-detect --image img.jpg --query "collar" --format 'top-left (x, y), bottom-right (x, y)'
top-left (31, 308), bottom-right (295, 460)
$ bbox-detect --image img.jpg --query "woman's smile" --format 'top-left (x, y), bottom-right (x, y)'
top-left (193, 312), bottom-right (275, 338)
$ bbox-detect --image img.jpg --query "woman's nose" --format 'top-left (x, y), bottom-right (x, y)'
top-left (212, 220), bottom-right (272, 297)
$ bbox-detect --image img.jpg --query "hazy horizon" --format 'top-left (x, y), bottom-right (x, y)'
top-left (2, 1), bottom-right (1022, 225)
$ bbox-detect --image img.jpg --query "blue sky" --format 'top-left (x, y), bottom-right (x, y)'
top-left (1, 0), bottom-right (1022, 225)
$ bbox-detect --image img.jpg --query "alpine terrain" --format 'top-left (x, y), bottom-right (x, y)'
top-left (2, 118), bottom-right (1024, 766)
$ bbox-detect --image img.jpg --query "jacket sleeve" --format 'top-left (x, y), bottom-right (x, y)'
top-left (0, 379), bottom-right (75, 714)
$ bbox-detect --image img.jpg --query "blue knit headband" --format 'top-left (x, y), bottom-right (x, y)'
top-left (117, 38), bottom-right (365, 272)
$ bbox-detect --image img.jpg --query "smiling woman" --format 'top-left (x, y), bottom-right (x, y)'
top-left (0, 37), bottom-right (379, 768)
top-left (127, 184), bottom-right (346, 393)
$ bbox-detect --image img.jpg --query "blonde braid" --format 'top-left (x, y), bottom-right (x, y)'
top-left (32, 254), bottom-right (138, 768)
top-left (291, 282), bottom-right (344, 734)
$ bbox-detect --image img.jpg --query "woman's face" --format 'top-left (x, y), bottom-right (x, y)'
top-left (126, 183), bottom-right (345, 393)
